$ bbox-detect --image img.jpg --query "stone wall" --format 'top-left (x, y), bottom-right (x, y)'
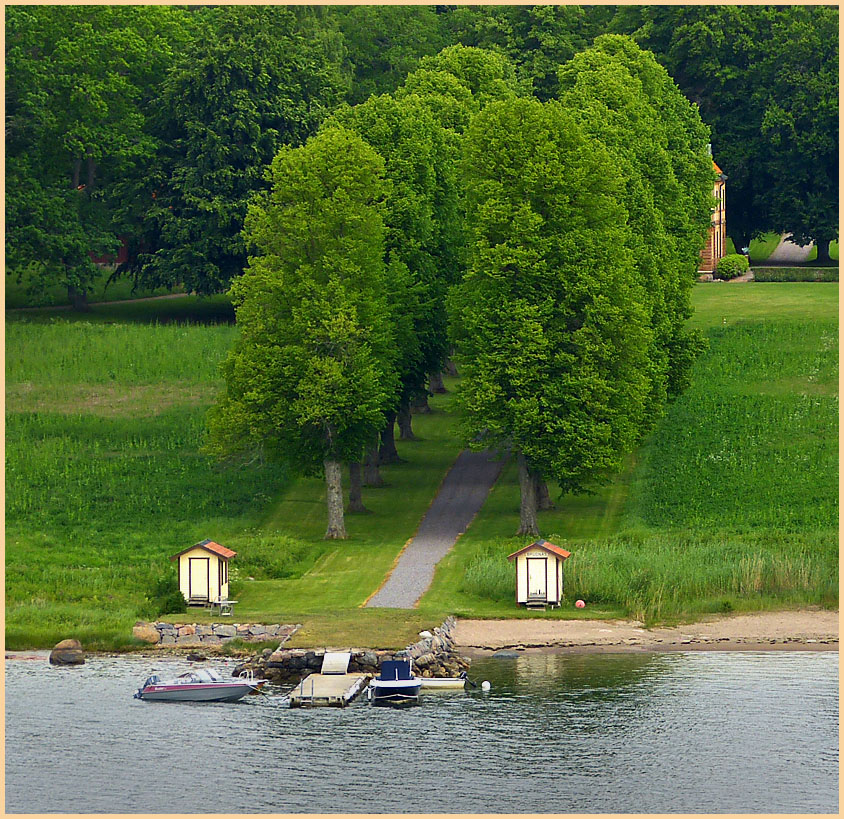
top-left (132, 621), bottom-right (300, 647)
top-left (233, 616), bottom-right (470, 685)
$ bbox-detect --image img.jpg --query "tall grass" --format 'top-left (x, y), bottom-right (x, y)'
top-left (5, 319), bottom-right (289, 649)
top-left (430, 312), bottom-right (838, 622)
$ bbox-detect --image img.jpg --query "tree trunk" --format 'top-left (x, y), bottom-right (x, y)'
top-left (347, 462), bottom-right (369, 513)
top-left (516, 452), bottom-right (540, 536)
top-left (86, 155), bottom-right (96, 193)
top-left (67, 285), bottom-right (90, 312)
top-left (379, 412), bottom-right (401, 464)
top-left (363, 438), bottom-right (383, 487)
top-left (443, 358), bottom-right (458, 377)
top-left (323, 459), bottom-right (347, 539)
top-left (429, 371), bottom-right (447, 394)
top-left (815, 238), bottom-right (832, 265)
top-left (535, 474), bottom-right (555, 511)
top-left (71, 158), bottom-right (82, 190)
top-left (412, 393), bottom-right (432, 414)
top-left (397, 400), bottom-right (415, 440)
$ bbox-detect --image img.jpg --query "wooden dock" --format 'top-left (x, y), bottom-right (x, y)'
top-left (288, 673), bottom-right (371, 708)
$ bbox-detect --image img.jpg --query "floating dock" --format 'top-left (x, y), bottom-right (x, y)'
top-left (288, 673), bottom-right (370, 708)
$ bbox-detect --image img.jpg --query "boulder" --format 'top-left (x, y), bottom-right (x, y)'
top-left (160, 634), bottom-right (177, 645)
top-left (186, 652), bottom-right (207, 662)
top-left (214, 625), bottom-right (237, 638)
top-left (49, 639), bottom-right (85, 665)
top-left (178, 625), bottom-right (196, 636)
top-left (132, 622), bottom-right (161, 644)
top-left (249, 624), bottom-right (268, 636)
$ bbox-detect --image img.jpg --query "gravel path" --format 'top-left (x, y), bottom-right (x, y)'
top-left (365, 449), bottom-right (505, 608)
top-left (766, 233), bottom-right (814, 264)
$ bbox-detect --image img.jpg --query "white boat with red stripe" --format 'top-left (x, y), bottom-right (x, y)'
top-left (134, 668), bottom-right (266, 702)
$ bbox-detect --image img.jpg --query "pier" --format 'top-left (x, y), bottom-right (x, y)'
top-left (288, 672), bottom-right (371, 707)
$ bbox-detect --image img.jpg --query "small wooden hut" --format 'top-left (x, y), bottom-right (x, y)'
top-left (507, 539), bottom-right (571, 609)
top-left (170, 539), bottom-right (236, 606)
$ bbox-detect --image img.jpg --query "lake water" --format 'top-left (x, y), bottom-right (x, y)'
top-left (4, 651), bottom-right (838, 813)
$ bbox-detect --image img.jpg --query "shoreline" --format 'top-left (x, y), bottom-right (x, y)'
top-left (453, 610), bottom-right (839, 655)
top-left (6, 610), bottom-right (839, 660)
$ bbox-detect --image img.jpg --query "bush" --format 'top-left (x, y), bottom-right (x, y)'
top-left (715, 253), bottom-right (750, 280)
top-left (752, 267), bottom-right (839, 282)
top-left (149, 573), bottom-right (187, 617)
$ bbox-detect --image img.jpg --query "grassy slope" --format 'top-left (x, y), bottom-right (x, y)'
top-left (420, 282), bottom-right (839, 623)
top-left (5, 284), bottom-right (839, 647)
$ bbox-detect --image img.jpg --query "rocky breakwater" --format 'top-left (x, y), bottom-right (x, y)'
top-left (234, 616), bottom-right (470, 685)
top-left (132, 621), bottom-right (300, 647)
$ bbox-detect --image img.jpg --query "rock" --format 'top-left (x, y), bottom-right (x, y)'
top-left (419, 630), bottom-right (433, 639)
top-left (492, 650), bottom-right (520, 659)
top-left (49, 639), bottom-right (85, 665)
top-left (214, 625), bottom-right (237, 638)
top-left (249, 624), bottom-right (268, 636)
top-left (236, 624), bottom-right (251, 635)
top-left (178, 625), bottom-right (196, 637)
top-left (195, 625), bottom-right (213, 636)
top-left (160, 634), bottom-right (177, 645)
top-left (132, 623), bottom-right (161, 644)
top-left (156, 622), bottom-right (176, 632)
top-left (186, 653), bottom-right (207, 662)
top-left (358, 651), bottom-right (377, 668)
top-left (200, 635), bottom-right (221, 645)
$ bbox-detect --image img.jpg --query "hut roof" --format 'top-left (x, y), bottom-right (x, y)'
top-left (507, 539), bottom-right (571, 561)
top-left (169, 539), bottom-right (236, 562)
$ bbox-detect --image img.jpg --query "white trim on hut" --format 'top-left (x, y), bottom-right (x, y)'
top-left (507, 540), bottom-right (571, 608)
top-left (170, 539), bottom-right (236, 605)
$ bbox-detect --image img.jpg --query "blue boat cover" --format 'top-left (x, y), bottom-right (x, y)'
top-left (379, 660), bottom-right (413, 680)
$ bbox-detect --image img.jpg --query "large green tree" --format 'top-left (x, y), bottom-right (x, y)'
top-left (5, 5), bottom-right (195, 308)
top-left (557, 35), bottom-right (712, 404)
top-left (453, 98), bottom-right (652, 535)
top-left (207, 127), bottom-right (398, 539)
top-left (608, 5), bottom-right (838, 258)
top-left (126, 6), bottom-right (345, 295)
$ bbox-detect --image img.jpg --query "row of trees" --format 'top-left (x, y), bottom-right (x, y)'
top-left (6, 5), bottom-right (838, 307)
top-left (207, 37), bottom-right (713, 538)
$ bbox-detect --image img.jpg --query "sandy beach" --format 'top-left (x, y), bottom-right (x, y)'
top-left (454, 609), bottom-right (839, 654)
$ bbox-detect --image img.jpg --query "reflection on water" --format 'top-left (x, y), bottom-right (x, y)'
top-left (5, 651), bottom-right (838, 813)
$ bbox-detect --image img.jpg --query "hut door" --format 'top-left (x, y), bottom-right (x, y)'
top-left (527, 558), bottom-right (547, 600)
top-left (189, 557), bottom-right (210, 601)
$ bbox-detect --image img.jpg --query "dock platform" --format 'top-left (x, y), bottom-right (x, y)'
top-left (288, 673), bottom-right (370, 708)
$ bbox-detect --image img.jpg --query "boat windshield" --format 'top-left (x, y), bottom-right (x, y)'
top-left (194, 669), bottom-right (224, 682)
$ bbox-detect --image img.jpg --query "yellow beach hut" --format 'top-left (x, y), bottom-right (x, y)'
top-left (170, 539), bottom-right (236, 606)
top-left (507, 539), bottom-right (571, 609)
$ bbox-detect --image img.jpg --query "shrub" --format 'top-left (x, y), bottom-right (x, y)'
top-left (149, 573), bottom-right (187, 617)
top-left (752, 267), bottom-right (838, 282)
top-left (715, 253), bottom-right (750, 280)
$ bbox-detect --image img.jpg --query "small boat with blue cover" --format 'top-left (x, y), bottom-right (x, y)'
top-left (368, 658), bottom-right (421, 705)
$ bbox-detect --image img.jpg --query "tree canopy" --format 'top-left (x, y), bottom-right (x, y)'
top-left (125, 6), bottom-right (346, 295)
top-left (453, 97), bottom-right (652, 534)
top-left (207, 126), bottom-right (398, 538)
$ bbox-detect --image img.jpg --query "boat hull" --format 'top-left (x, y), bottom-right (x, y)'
top-left (418, 677), bottom-right (467, 690)
top-left (135, 682), bottom-right (262, 702)
top-left (369, 679), bottom-right (422, 704)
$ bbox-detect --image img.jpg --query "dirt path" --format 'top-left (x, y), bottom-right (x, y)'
top-left (766, 233), bottom-right (814, 264)
top-left (365, 449), bottom-right (505, 608)
top-left (454, 610), bottom-right (839, 653)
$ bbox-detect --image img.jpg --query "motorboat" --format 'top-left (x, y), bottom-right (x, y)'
top-left (134, 668), bottom-right (266, 702)
top-left (368, 659), bottom-right (421, 705)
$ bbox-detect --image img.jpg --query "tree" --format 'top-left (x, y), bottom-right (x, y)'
top-left (206, 127), bottom-right (398, 539)
top-left (557, 36), bottom-right (712, 410)
top-left (328, 92), bottom-right (456, 447)
top-left (453, 98), bottom-right (652, 535)
top-left (443, 4), bottom-right (592, 100)
top-left (754, 7), bottom-right (839, 261)
top-left (5, 5), bottom-right (195, 308)
top-left (608, 5), bottom-right (839, 258)
top-left (126, 6), bottom-right (346, 295)
top-left (333, 5), bottom-right (448, 105)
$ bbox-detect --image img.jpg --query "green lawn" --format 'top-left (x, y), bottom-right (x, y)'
top-left (420, 282), bottom-right (839, 623)
top-left (5, 283), bottom-right (838, 648)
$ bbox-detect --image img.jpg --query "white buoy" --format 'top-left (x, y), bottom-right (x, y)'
top-left (481, 681), bottom-right (491, 691)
